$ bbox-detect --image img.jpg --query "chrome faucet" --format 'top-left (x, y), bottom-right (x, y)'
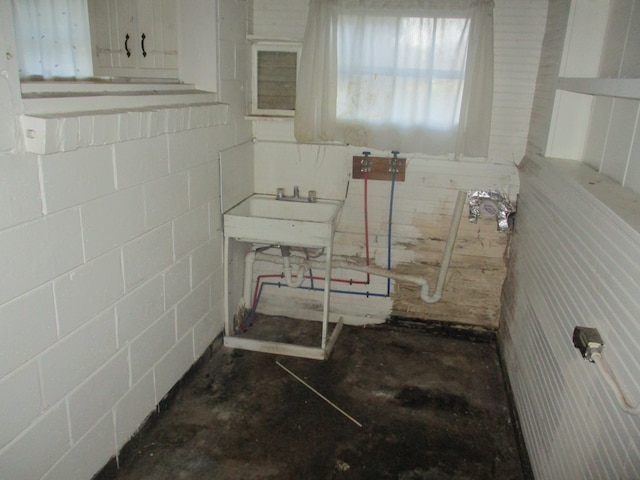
top-left (275, 186), bottom-right (317, 203)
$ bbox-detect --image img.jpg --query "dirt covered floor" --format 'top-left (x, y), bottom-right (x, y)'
top-left (104, 316), bottom-right (527, 480)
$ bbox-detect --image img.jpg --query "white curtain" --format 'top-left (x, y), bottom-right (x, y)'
top-left (11, 0), bottom-right (93, 79)
top-left (294, 0), bottom-right (494, 157)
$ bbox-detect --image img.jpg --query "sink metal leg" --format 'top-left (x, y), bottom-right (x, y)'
top-left (321, 242), bottom-right (332, 350)
top-left (223, 236), bottom-right (231, 337)
top-left (223, 237), bottom-right (343, 360)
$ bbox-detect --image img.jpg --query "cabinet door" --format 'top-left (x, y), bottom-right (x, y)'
top-left (88, 0), bottom-right (136, 72)
top-left (113, 0), bottom-right (138, 68)
top-left (136, 0), bottom-right (178, 71)
top-left (88, 0), bottom-right (177, 78)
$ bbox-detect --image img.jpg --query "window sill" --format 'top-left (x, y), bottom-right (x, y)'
top-left (246, 114), bottom-right (294, 121)
top-left (557, 77), bottom-right (640, 100)
top-left (19, 83), bottom-right (229, 155)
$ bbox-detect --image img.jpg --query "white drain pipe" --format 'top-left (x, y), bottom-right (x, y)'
top-left (242, 250), bottom-right (309, 307)
top-left (243, 251), bottom-right (257, 308)
top-left (245, 190), bottom-right (467, 305)
top-left (424, 189), bottom-right (467, 302)
top-left (282, 255), bottom-right (309, 288)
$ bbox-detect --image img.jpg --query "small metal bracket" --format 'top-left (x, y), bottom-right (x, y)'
top-left (352, 155), bottom-right (406, 181)
top-left (389, 150), bottom-right (401, 173)
top-left (360, 151), bottom-right (372, 173)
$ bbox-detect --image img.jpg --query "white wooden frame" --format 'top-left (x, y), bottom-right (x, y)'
top-left (250, 41), bottom-right (301, 116)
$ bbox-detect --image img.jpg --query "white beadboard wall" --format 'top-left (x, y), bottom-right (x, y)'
top-left (246, 0), bottom-right (547, 328)
top-left (526, 0), bottom-right (571, 157)
top-left (501, 155), bottom-right (640, 479)
top-left (503, 1), bottom-right (640, 476)
top-left (491, 0), bottom-right (549, 164)
top-left (0, 1), bottom-right (252, 479)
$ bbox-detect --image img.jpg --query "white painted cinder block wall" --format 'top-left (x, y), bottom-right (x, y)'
top-left (0, 1), bottom-right (251, 479)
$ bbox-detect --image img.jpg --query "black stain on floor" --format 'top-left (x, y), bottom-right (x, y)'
top-left (105, 316), bottom-right (526, 480)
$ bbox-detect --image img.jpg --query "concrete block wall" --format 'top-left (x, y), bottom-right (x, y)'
top-left (0, 1), bottom-right (252, 479)
top-left (0, 108), bottom-right (229, 480)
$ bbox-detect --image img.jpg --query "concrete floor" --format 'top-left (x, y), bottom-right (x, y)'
top-left (101, 316), bottom-right (527, 480)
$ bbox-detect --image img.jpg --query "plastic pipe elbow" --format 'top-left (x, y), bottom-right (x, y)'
top-left (418, 278), bottom-right (440, 303)
top-left (283, 256), bottom-right (309, 288)
top-left (242, 251), bottom-right (257, 308)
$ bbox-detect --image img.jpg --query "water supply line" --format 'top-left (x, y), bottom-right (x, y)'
top-left (427, 189), bottom-right (468, 303)
top-left (387, 151), bottom-right (400, 295)
top-left (362, 151), bottom-right (372, 284)
top-left (245, 189), bottom-right (467, 305)
top-left (592, 352), bottom-right (640, 416)
top-left (242, 248), bottom-right (308, 309)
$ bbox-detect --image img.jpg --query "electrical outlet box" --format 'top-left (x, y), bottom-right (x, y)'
top-left (572, 326), bottom-right (604, 362)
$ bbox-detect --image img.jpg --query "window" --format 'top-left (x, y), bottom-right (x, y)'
top-left (9, 0), bottom-right (219, 114)
top-left (294, 0), bottom-right (494, 157)
top-left (11, 0), bottom-right (93, 79)
top-left (336, 14), bottom-right (468, 132)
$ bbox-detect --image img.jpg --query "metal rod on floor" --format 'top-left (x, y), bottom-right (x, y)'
top-left (275, 361), bottom-right (363, 428)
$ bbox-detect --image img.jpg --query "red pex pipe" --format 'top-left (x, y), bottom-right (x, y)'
top-left (363, 171), bottom-right (371, 284)
top-left (251, 166), bottom-right (376, 309)
top-left (252, 274), bottom-right (282, 306)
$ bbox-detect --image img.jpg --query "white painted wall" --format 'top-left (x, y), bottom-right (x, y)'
top-left (502, 1), bottom-right (640, 477)
top-left (544, 0), bottom-right (640, 195)
top-left (583, 0), bottom-right (640, 193)
top-left (0, 1), bottom-right (252, 479)
top-left (501, 156), bottom-right (640, 479)
top-left (244, 0), bottom-right (547, 328)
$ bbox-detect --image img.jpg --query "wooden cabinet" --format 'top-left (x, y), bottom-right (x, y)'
top-left (88, 0), bottom-right (178, 79)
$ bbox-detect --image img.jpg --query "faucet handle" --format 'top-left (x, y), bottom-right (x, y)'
top-left (389, 150), bottom-right (401, 172)
top-left (361, 151), bottom-right (372, 172)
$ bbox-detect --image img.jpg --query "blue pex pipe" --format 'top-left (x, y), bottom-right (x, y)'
top-left (258, 281), bottom-right (388, 300)
top-left (242, 280), bottom-right (389, 333)
top-left (387, 167), bottom-right (397, 296)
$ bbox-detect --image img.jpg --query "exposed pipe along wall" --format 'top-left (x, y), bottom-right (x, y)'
top-left (234, 162), bottom-right (469, 332)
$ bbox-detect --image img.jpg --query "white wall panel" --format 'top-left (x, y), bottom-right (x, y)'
top-left (41, 413), bottom-right (116, 480)
top-left (0, 285), bottom-right (57, 378)
top-left (251, 0), bottom-right (308, 39)
top-left (501, 156), bottom-right (640, 479)
top-left (0, 403), bottom-right (70, 480)
top-left (0, 361), bottom-right (42, 449)
top-left (40, 309), bottom-right (117, 406)
top-left (526, 0), bottom-right (571, 156)
top-left (0, 1), bottom-right (252, 478)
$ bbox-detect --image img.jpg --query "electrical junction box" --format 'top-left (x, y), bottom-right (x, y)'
top-left (572, 326), bottom-right (604, 362)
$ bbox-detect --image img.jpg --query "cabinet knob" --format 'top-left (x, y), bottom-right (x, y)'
top-left (125, 34), bottom-right (131, 58)
top-left (141, 33), bottom-right (147, 58)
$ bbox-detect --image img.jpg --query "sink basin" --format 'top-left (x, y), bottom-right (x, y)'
top-left (223, 194), bottom-right (343, 247)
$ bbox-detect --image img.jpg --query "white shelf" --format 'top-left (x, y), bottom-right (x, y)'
top-left (557, 77), bottom-right (640, 100)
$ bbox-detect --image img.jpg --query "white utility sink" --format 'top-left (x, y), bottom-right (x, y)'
top-left (222, 193), bottom-right (345, 360)
top-left (224, 194), bottom-right (343, 247)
